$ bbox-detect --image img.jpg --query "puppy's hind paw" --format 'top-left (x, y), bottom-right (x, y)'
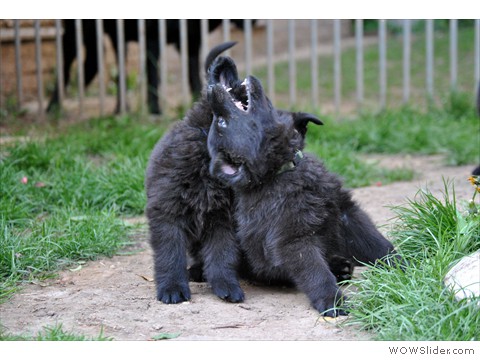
top-left (188, 264), bottom-right (206, 282)
top-left (211, 279), bottom-right (245, 303)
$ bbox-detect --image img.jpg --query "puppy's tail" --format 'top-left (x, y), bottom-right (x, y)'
top-left (204, 41), bottom-right (237, 72)
top-left (340, 202), bottom-right (401, 268)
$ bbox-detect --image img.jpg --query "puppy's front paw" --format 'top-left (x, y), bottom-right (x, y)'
top-left (312, 294), bottom-right (348, 317)
top-left (157, 282), bottom-right (191, 304)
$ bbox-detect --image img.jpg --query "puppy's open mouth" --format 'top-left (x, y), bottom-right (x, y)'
top-left (222, 78), bottom-right (250, 112)
top-left (218, 151), bottom-right (244, 176)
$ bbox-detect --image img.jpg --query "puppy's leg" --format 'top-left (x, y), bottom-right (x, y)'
top-left (201, 223), bottom-right (244, 303)
top-left (277, 237), bottom-right (347, 317)
top-left (149, 220), bottom-right (191, 304)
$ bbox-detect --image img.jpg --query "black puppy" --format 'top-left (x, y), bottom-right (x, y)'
top-left (206, 58), bottom-right (398, 317)
top-left (145, 42), bottom-right (319, 304)
top-left (47, 20), bottom-right (249, 115)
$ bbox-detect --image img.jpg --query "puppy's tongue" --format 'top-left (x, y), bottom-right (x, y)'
top-left (221, 163), bottom-right (239, 175)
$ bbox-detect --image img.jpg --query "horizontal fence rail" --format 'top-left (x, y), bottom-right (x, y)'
top-left (0, 19), bottom-right (479, 120)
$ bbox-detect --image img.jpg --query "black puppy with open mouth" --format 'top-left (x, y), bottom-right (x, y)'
top-left (145, 42), bottom-right (323, 306)
top-left (206, 56), bottom-right (399, 317)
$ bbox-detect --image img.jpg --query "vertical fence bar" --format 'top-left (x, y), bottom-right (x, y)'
top-left (159, 19), bottom-right (167, 111)
top-left (310, 19), bottom-right (319, 109)
top-left (116, 19), bottom-right (127, 114)
top-left (200, 19), bottom-right (209, 78)
top-left (244, 19), bottom-right (252, 76)
top-left (179, 19), bottom-right (189, 107)
top-left (379, 19), bottom-right (387, 109)
top-left (96, 19), bottom-right (105, 116)
top-left (475, 20), bottom-right (480, 92)
top-left (333, 19), bottom-right (341, 116)
top-left (222, 19), bottom-right (231, 56)
top-left (402, 19), bottom-right (411, 104)
top-left (55, 20), bottom-right (64, 109)
top-left (288, 19), bottom-right (296, 108)
top-left (266, 19), bottom-right (275, 103)
top-left (14, 20), bottom-right (23, 108)
top-left (449, 19), bottom-right (458, 91)
top-left (355, 19), bottom-right (363, 110)
top-left (426, 19), bottom-right (434, 102)
top-left (138, 19), bottom-right (147, 113)
top-left (34, 20), bottom-right (44, 118)
top-left (75, 19), bottom-right (84, 116)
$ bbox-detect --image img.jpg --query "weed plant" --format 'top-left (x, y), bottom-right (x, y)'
top-left (344, 181), bottom-right (480, 340)
top-left (0, 324), bottom-right (111, 341)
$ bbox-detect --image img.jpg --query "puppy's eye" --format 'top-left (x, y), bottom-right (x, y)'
top-left (218, 117), bottom-right (227, 128)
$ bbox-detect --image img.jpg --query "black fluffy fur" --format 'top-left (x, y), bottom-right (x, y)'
top-left (206, 57), bottom-right (399, 317)
top-left (145, 43), bottom-right (318, 305)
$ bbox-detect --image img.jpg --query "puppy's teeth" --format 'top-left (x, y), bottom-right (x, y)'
top-left (226, 88), bottom-right (232, 92)
top-left (241, 79), bottom-right (247, 86)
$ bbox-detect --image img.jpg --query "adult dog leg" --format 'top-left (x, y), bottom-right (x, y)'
top-left (47, 21), bottom-right (76, 113)
top-left (83, 38), bottom-right (99, 88)
top-left (146, 37), bottom-right (161, 114)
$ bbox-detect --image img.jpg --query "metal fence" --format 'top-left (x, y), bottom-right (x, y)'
top-left (1, 19), bottom-right (479, 120)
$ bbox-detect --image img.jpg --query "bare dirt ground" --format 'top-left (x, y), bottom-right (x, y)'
top-left (0, 154), bottom-right (476, 341)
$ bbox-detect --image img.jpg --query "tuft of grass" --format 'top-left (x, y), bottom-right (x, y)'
top-left (0, 115), bottom-right (166, 300)
top-left (0, 323), bottom-right (112, 341)
top-left (344, 181), bottom-right (480, 340)
top-left (0, 210), bottom-right (129, 301)
top-left (306, 102), bottom-right (479, 168)
top-left (305, 137), bottom-right (414, 188)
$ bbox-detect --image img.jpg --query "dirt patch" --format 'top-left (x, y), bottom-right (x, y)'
top-left (0, 155), bottom-right (476, 340)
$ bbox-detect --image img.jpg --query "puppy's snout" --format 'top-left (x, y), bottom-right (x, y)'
top-left (207, 84), bottom-right (225, 104)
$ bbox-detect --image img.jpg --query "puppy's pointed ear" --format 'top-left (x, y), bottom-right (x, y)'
top-left (204, 42), bottom-right (237, 72)
top-left (205, 42), bottom-right (239, 86)
top-left (293, 112), bottom-right (323, 137)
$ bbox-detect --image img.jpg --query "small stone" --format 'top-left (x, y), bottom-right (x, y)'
top-left (444, 250), bottom-right (480, 305)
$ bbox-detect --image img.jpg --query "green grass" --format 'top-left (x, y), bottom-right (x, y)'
top-left (306, 94), bottom-right (479, 169)
top-left (0, 115), bottom-right (168, 301)
top-left (0, 323), bottom-right (112, 341)
top-left (344, 182), bottom-right (480, 340)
